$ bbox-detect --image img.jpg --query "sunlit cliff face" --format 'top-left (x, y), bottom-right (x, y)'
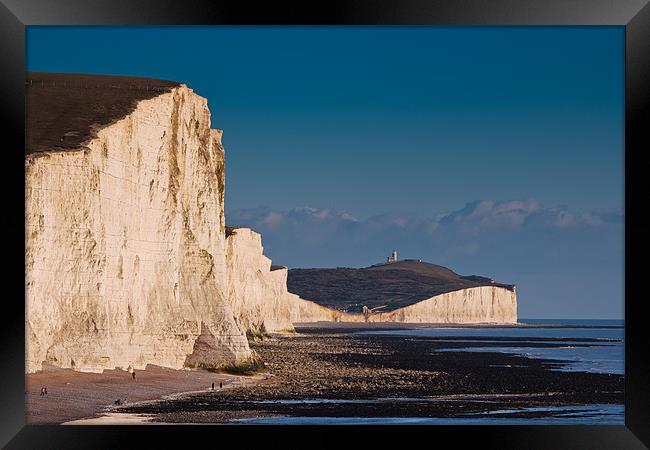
top-left (25, 77), bottom-right (249, 373)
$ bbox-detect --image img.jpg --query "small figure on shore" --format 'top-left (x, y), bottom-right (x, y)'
top-left (219, 382), bottom-right (222, 389)
top-left (40, 386), bottom-right (45, 396)
top-left (211, 382), bottom-right (215, 390)
top-left (114, 399), bottom-right (122, 406)
top-left (44, 386), bottom-right (48, 396)
top-left (132, 371), bottom-right (136, 381)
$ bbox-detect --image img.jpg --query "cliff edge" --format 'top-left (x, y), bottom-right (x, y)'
top-left (26, 73), bottom-right (250, 373)
top-left (225, 226), bottom-right (345, 332)
top-left (288, 260), bottom-right (517, 324)
top-left (288, 260), bottom-right (515, 312)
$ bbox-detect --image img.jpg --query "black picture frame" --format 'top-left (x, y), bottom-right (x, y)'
top-left (1, 1), bottom-right (648, 448)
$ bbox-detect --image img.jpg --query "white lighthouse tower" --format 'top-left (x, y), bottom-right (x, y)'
top-left (387, 249), bottom-right (398, 263)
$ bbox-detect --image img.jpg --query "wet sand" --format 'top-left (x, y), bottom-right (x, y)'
top-left (118, 327), bottom-right (624, 423)
top-left (26, 363), bottom-right (265, 424)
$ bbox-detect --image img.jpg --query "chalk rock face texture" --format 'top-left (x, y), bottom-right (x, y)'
top-left (224, 227), bottom-right (342, 331)
top-left (368, 286), bottom-right (517, 324)
top-left (26, 74), bottom-right (250, 373)
top-left (286, 287), bottom-right (516, 324)
top-left (285, 293), bottom-right (347, 323)
top-left (225, 228), bottom-right (295, 333)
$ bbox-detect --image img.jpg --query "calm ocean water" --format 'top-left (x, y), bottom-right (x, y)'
top-left (359, 319), bottom-right (624, 375)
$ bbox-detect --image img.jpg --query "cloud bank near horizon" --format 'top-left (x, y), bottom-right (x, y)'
top-left (227, 199), bottom-right (623, 319)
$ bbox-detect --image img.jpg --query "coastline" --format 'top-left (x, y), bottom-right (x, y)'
top-left (28, 323), bottom-right (623, 425)
top-left (118, 326), bottom-right (624, 424)
top-left (295, 320), bottom-right (623, 330)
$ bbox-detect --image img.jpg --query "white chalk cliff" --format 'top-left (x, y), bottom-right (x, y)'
top-left (367, 286), bottom-right (517, 324)
top-left (225, 227), bottom-right (343, 333)
top-left (285, 260), bottom-right (517, 324)
top-left (225, 227), bottom-right (295, 334)
top-left (285, 286), bottom-right (516, 324)
top-left (26, 76), bottom-right (250, 373)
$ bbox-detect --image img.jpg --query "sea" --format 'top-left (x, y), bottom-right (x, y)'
top-left (360, 318), bottom-right (624, 375)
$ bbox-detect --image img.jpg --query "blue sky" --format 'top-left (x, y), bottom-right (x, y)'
top-left (27, 26), bottom-right (624, 319)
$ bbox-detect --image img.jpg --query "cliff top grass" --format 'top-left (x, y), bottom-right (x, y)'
top-left (287, 260), bottom-right (515, 313)
top-left (26, 72), bottom-right (181, 155)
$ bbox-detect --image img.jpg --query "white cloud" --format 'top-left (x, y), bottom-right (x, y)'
top-left (228, 200), bottom-right (621, 241)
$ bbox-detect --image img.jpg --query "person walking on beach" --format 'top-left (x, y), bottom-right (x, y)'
top-left (132, 370), bottom-right (136, 381)
top-left (40, 386), bottom-right (45, 396)
top-left (211, 382), bottom-right (215, 390)
top-left (44, 386), bottom-right (48, 396)
top-left (219, 382), bottom-right (222, 389)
